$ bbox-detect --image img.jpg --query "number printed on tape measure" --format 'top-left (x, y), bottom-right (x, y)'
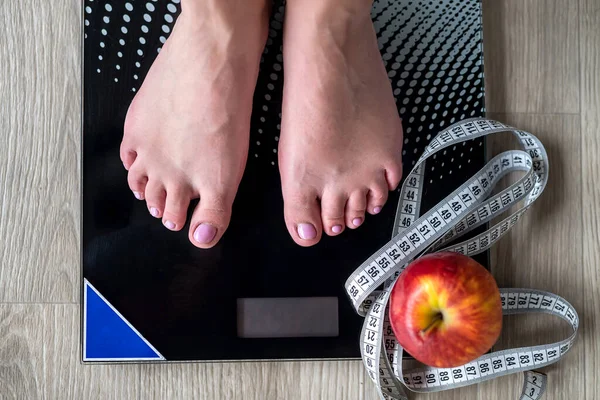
top-left (438, 369), bottom-right (454, 385)
top-left (365, 329), bottom-right (377, 344)
top-left (424, 369), bottom-right (440, 387)
top-left (507, 293), bottom-right (518, 310)
top-left (376, 254), bottom-right (394, 271)
top-left (540, 296), bottom-right (556, 310)
top-left (464, 362), bottom-right (480, 380)
top-left (399, 213), bottom-right (415, 228)
top-left (356, 272), bottom-right (372, 288)
top-left (427, 212), bottom-right (447, 231)
top-left (518, 352), bottom-right (534, 368)
top-left (438, 203), bottom-right (457, 222)
top-left (554, 300), bottom-right (568, 316)
top-left (528, 293), bottom-right (542, 308)
top-left (411, 372), bottom-right (425, 388)
top-left (547, 345), bottom-right (560, 362)
top-left (417, 221), bottom-right (435, 239)
top-left (518, 293), bottom-right (530, 309)
top-left (477, 359), bottom-right (492, 376)
top-left (525, 382), bottom-right (542, 399)
top-left (505, 353), bottom-right (519, 370)
top-left (527, 372), bottom-right (543, 387)
top-left (396, 237), bottom-right (414, 254)
top-left (403, 374), bottom-right (412, 388)
top-left (385, 245), bottom-right (403, 262)
top-left (532, 349), bottom-right (547, 365)
top-left (491, 355), bottom-right (506, 372)
top-left (451, 366), bottom-right (467, 383)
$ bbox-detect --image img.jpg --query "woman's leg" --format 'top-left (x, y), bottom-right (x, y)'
top-left (121, 0), bottom-right (269, 248)
top-left (278, 0), bottom-right (404, 246)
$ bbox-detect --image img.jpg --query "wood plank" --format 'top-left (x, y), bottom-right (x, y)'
top-left (363, 378), bottom-right (478, 400)
top-left (141, 360), bottom-right (364, 400)
top-left (43, 305), bottom-right (140, 399)
top-left (482, 0), bottom-right (579, 114)
top-left (580, 0), bottom-right (600, 398)
top-left (482, 113), bottom-right (583, 399)
top-left (0, 305), bottom-right (44, 399)
top-left (0, 0), bottom-right (80, 302)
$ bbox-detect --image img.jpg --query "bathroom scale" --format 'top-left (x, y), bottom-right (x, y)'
top-left (82, 0), bottom-right (488, 362)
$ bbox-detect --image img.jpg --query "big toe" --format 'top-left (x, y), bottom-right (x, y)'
top-left (283, 190), bottom-right (323, 247)
top-left (189, 193), bottom-right (233, 249)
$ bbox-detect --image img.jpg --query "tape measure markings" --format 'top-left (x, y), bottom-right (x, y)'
top-left (344, 118), bottom-right (576, 400)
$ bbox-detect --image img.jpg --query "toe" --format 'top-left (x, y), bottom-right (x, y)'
top-left (120, 144), bottom-right (137, 171)
top-left (283, 189), bottom-right (323, 247)
top-left (127, 163), bottom-right (148, 200)
top-left (321, 191), bottom-right (347, 236)
top-left (385, 161), bottom-right (403, 191)
top-left (162, 185), bottom-right (192, 231)
top-left (188, 193), bottom-right (233, 249)
top-left (144, 179), bottom-right (166, 219)
top-left (346, 190), bottom-right (367, 229)
top-left (367, 175), bottom-right (389, 215)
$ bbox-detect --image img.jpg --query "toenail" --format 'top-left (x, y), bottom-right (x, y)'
top-left (373, 206), bottom-right (382, 214)
top-left (352, 217), bottom-right (363, 227)
top-left (133, 191), bottom-right (143, 200)
top-left (193, 223), bottom-right (217, 244)
top-left (164, 220), bottom-right (176, 230)
top-left (332, 225), bottom-right (343, 234)
top-left (149, 207), bottom-right (159, 218)
top-left (297, 223), bottom-right (317, 240)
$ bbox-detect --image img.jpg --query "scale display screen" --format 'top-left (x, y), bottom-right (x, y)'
top-left (237, 297), bottom-right (339, 338)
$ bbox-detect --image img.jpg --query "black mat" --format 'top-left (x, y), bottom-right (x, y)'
top-left (82, 0), bottom-right (487, 362)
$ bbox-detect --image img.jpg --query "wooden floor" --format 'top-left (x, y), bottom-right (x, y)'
top-left (0, 0), bottom-right (598, 398)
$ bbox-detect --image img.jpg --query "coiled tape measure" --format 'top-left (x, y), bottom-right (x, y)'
top-left (344, 118), bottom-right (578, 399)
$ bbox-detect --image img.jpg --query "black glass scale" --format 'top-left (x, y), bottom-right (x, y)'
top-left (82, 0), bottom-right (488, 362)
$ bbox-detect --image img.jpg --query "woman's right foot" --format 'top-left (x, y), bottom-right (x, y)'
top-left (121, 0), bottom-right (269, 248)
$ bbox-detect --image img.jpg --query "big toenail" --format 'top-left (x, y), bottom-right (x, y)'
top-left (164, 220), bottom-right (176, 230)
top-left (194, 223), bottom-right (217, 244)
top-left (298, 223), bottom-right (317, 240)
top-left (332, 225), bottom-right (343, 234)
top-left (373, 206), bottom-right (382, 214)
top-left (150, 207), bottom-right (159, 218)
top-left (133, 191), bottom-right (143, 200)
top-left (352, 217), bottom-right (363, 227)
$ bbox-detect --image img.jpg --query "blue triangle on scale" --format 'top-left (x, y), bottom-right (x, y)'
top-left (84, 280), bottom-right (164, 361)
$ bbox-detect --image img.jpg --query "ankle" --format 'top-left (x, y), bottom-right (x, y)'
top-left (286, 0), bottom-right (372, 21)
top-left (181, 0), bottom-right (270, 22)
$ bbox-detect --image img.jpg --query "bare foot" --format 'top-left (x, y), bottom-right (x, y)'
top-left (279, 0), bottom-right (404, 246)
top-left (121, 0), bottom-right (269, 248)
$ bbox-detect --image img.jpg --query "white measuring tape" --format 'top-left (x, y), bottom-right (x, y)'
top-left (344, 118), bottom-right (578, 399)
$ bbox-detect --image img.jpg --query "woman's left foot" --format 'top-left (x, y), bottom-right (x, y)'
top-left (279, 0), bottom-right (404, 247)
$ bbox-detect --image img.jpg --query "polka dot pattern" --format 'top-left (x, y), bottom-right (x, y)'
top-left (84, 0), bottom-right (485, 179)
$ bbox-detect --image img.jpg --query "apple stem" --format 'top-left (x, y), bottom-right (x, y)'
top-left (420, 312), bottom-right (443, 336)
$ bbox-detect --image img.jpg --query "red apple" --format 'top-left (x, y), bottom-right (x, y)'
top-left (389, 251), bottom-right (502, 368)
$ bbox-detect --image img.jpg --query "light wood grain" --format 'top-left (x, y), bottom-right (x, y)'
top-left (141, 360), bottom-right (365, 400)
top-left (0, 305), bottom-right (44, 399)
top-left (43, 305), bottom-right (140, 400)
top-left (483, 113), bottom-right (584, 399)
top-left (580, 0), bottom-right (600, 398)
top-left (0, 0), bottom-right (80, 303)
top-left (482, 0), bottom-right (579, 114)
top-left (363, 378), bottom-right (478, 400)
top-left (0, 0), bottom-right (596, 399)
